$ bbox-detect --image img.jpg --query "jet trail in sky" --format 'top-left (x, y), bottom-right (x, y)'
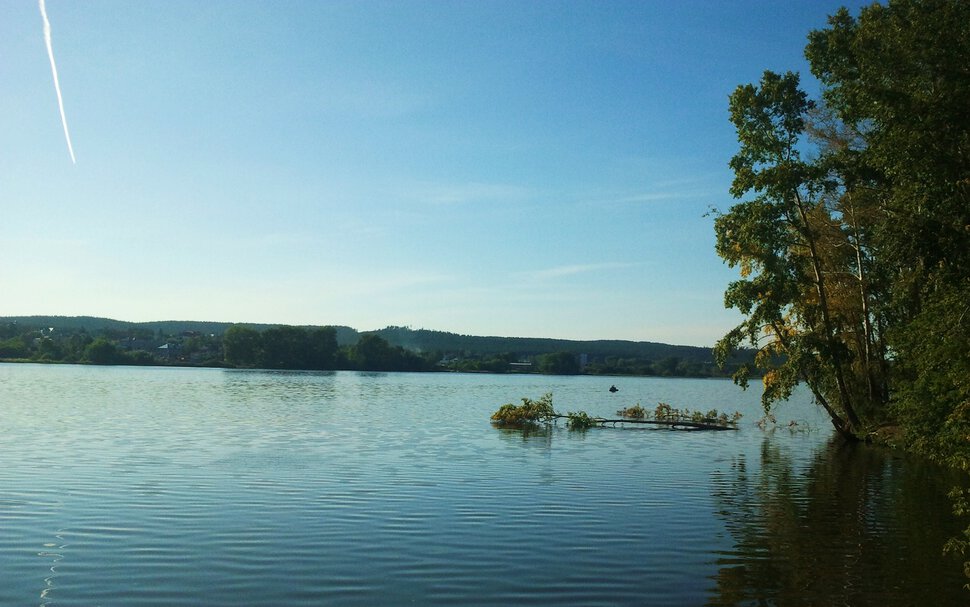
top-left (39, 0), bottom-right (76, 164)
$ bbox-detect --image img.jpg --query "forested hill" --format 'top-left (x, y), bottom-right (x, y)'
top-left (0, 316), bottom-right (358, 345)
top-left (370, 326), bottom-right (716, 362)
top-left (1, 316), bottom-right (724, 363)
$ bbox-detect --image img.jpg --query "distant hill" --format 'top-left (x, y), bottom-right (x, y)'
top-left (368, 326), bottom-right (722, 363)
top-left (0, 316), bottom-right (745, 367)
top-left (0, 316), bottom-right (359, 345)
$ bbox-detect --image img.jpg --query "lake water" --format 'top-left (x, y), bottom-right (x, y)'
top-left (0, 363), bottom-right (966, 606)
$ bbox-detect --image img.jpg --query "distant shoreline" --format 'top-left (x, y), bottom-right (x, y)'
top-left (1, 316), bottom-right (753, 378)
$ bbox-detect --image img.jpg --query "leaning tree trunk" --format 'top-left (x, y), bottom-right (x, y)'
top-left (770, 319), bottom-right (856, 440)
top-left (794, 192), bottom-right (864, 437)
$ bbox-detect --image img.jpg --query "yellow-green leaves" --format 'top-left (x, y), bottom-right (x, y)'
top-left (490, 393), bottom-right (556, 427)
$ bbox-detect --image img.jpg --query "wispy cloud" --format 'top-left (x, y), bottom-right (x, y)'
top-left (39, 0), bottom-right (76, 164)
top-left (570, 173), bottom-right (726, 208)
top-left (610, 191), bottom-right (704, 204)
top-left (526, 262), bottom-right (639, 281)
top-left (596, 186), bottom-right (719, 206)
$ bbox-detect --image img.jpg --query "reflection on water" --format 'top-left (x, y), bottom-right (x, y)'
top-left (494, 424), bottom-right (553, 442)
top-left (710, 437), bottom-right (968, 606)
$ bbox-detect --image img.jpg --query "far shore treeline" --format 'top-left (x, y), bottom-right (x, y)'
top-left (0, 315), bottom-right (751, 378)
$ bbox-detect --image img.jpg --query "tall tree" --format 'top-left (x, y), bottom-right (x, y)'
top-left (223, 325), bottom-right (261, 367)
top-left (306, 327), bottom-right (339, 370)
top-left (805, 0), bottom-right (970, 463)
top-left (537, 351), bottom-right (580, 375)
top-left (260, 326), bottom-right (310, 369)
top-left (83, 338), bottom-right (126, 365)
top-left (714, 71), bottom-right (871, 440)
top-left (718, 1), bottom-right (970, 579)
top-left (351, 334), bottom-right (397, 371)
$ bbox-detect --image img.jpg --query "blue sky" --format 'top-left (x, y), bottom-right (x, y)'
top-left (1, 0), bottom-right (867, 346)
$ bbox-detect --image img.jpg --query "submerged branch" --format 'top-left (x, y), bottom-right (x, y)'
top-left (491, 395), bottom-right (741, 432)
top-left (552, 414), bottom-right (738, 431)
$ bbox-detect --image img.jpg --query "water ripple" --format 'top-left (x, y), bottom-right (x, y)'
top-left (0, 365), bottom-right (965, 606)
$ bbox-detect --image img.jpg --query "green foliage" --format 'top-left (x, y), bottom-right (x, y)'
top-left (259, 325), bottom-right (338, 370)
top-left (223, 325), bottom-right (262, 367)
top-left (349, 333), bottom-right (430, 372)
top-left (223, 324), bottom-right (348, 370)
top-left (223, 325), bottom-right (429, 372)
top-left (492, 396), bottom-right (740, 432)
top-left (566, 411), bottom-right (597, 430)
top-left (891, 281), bottom-right (970, 469)
top-left (944, 488), bottom-right (970, 589)
top-left (490, 393), bottom-right (556, 427)
top-left (371, 326), bottom-right (719, 362)
top-left (489, 395), bottom-right (597, 430)
top-left (0, 317), bottom-right (751, 378)
top-left (654, 402), bottom-right (742, 426)
top-left (654, 402), bottom-right (675, 420)
top-left (714, 68), bottom-right (873, 439)
top-left (350, 334), bottom-right (395, 371)
top-left (799, 0), bottom-right (970, 449)
top-left (537, 351), bottom-right (580, 375)
top-left (128, 350), bottom-right (156, 365)
top-left (373, 325), bottom-right (751, 378)
top-left (720, 0), bottom-right (970, 584)
top-left (83, 338), bottom-right (126, 365)
top-left (0, 336), bottom-right (30, 359)
top-left (806, 1), bottom-right (970, 581)
top-left (617, 404), bottom-right (646, 419)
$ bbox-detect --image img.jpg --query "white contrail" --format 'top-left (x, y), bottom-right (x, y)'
top-left (39, 0), bottom-right (76, 164)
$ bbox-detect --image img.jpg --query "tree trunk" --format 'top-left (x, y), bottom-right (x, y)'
top-left (793, 191), bottom-right (864, 434)
top-left (770, 319), bottom-right (857, 440)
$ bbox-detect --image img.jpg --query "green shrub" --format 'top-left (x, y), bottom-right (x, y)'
top-left (491, 393), bottom-right (555, 427)
top-left (617, 404), bottom-right (646, 419)
top-left (566, 411), bottom-right (597, 430)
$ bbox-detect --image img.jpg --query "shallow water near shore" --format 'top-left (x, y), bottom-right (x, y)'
top-left (0, 363), bottom-right (965, 605)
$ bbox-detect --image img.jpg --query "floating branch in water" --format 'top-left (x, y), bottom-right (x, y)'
top-left (490, 393), bottom-right (556, 427)
top-left (491, 395), bottom-right (741, 431)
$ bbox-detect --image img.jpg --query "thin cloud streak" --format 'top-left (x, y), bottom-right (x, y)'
top-left (39, 0), bottom-right (76, 164)
top-left (568, 173), bottom-right (727, 209)
top-left (527, 262), bottom-right (639, 281)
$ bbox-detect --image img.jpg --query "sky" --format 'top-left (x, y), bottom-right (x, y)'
top-left (1, 0), bottom-right (870, 346)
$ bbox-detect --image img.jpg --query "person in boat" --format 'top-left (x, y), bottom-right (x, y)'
top-left (609, 385), bottom-right (618, 393)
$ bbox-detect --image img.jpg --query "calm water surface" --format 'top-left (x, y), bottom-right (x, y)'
top-left (0, 364), bottom-right (965, 605)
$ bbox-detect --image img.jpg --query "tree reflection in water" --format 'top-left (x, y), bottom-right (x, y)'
top-left (710, 437), bottom-right (967, 606)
